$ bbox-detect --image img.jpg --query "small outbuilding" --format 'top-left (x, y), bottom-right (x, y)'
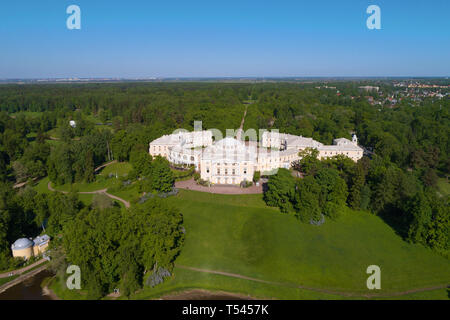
top-left (11, 235), bottom-right (50, 260)
top-left (11, 238), bottom-right (34, 260)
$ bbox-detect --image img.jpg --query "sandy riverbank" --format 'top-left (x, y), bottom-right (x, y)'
top-left (42, 285), bottom-right (60, 300)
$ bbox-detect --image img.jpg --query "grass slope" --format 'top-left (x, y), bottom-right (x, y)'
top-left (134, 189), bottom-right (449, 299)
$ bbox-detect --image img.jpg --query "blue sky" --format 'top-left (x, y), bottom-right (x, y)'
top-left (0, 0), bottom-right (449, 78)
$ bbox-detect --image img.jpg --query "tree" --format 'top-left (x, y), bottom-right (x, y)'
top-left (264, 168), bottom-right (296, 213)
top-left (293, 148), bottom-right (321, 176)
top-left (47, 143), bottom-right (74, 185)
top-left (118, 243), bottom-right (142, 299)
top-left (62, 198), bottom-right (184, 299)
top-left (422, 168), bottom-right (438, 187)
top-left (46, 192), bottom-right (81, 236)
top-left (92, 194), bottom-right (114, 210)
top-left (404, 192), bottom-right (432, 245)
top-left (253, 171), bottom-right (261, 183)
top-left (84, 150), bottom-right (95, 183)
top-left (130, 150), bottom-right (153, 177)
top-left (427, 197), bottom-right (449, 255)
top-left (292, 175), bottom-right (321, 223)
top-left (150, 157), bottom-right (174, 193)
top-left (315, 168), bottom-right (348, 219)
top-left (130, 199), bottom-right (184, 272)
top-left (348, 163), bottom-right (366, 209)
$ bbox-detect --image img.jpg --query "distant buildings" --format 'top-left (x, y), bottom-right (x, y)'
top-left (11, 235), bottom-right (50, 260)
top-left (359, 86), bottom-right (379, 92)
top-left (149, 128), bottom-right (363, 185)
top-left (69, 120), bottom-right (76, 128)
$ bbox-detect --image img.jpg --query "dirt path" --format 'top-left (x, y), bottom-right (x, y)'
top-left (0, 259), bottom-right (47, 279)
top-left (104, 191), bottom-right (130, 208)
top-left (175, 178), bottom-right (263, 194)
top-left (160, 289), bottom-right (255, 300)
top-left (177, 265), bottom-right (449, 299)
top-left (47, 182), bottom-right (130, 208)
top-left (94, 160), bottom-right (117, 173)
top-left (236, 105), bottom-right (248, 141)
top-left (13, 177), bottom-right (39, 189)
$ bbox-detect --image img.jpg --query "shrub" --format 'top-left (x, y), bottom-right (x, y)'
top-left (240, 180), bottom-right (253, 188)
top-left (253, 171), bottom-right (261, 183)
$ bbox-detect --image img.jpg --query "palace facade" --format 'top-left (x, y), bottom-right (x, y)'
top-left (149, 129), bottom-right (363, 185)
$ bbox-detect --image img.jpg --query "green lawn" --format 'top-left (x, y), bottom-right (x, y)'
top-left (46, 128), bottom-right (61, 139)
top-left (49, 176), bottom-right (121, 193)
top-left (130, 267), bottom-right (343, 300)
top-left (99, 162), bottom-right (132, 177)
top-left (32, 177), bottom-right (120, 207)
top-left (9, 111), bottom-right (43, 118)
top-left (107, 184), bottom-right (141, 203)
top-left (33, 177), bottom-right (52, 194)
top-left (0, 275), bottom-right (19, 286)
top-left (132, 189), bottom-right (450, 299)
top-left (437, 178), bottom-right (450, 197)
top-left (45, 139), bottom-right (63, 146)
top-left (48, 276), bottom-right (89, 300)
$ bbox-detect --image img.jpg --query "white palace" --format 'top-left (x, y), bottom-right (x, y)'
top-left (149, 127), bottom-right (363, 185)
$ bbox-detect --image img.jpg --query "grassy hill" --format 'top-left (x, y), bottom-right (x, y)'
top-left (132, 189), bottom-right (450, 299)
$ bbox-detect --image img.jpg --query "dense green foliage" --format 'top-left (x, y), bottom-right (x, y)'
top-left (134, 154), bottom-right (175, 194)
top-left (265, 152), bottom-right (449, 256)
top-left (62, 199), bottom-right (184, 298)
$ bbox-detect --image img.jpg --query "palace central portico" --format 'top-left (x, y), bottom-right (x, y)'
top-left (149, 128), bottom-right (363, 185)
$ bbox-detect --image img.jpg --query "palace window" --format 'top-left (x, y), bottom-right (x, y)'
top-left (206, 168), bottom-right (210, 173)
top-left (217, 168), bottom-right (220, 174)
top-left (244, 168), bottom-right (247, 174)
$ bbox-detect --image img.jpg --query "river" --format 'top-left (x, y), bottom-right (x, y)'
top-left (0, 272), bottom-right (248, 300)
top-left (0, 270), bottom-right (54, 300)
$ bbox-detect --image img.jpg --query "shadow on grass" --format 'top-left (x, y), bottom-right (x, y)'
top-left (377, 204), bottom-right (409, 240)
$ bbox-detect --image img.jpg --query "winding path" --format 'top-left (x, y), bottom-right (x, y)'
top-left (45, 160), bottom-right (130, 208)
top-left (177, 265), bottom-right (450, 299)
top-left (47, 182), bottom-right (130, 208)
top-left (94, 160), bottom-right (117, 173)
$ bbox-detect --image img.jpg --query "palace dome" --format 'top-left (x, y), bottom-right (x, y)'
top-left (215, 137), bottom-right (244, 150)
top-left (11, 238), bottom-right (33, 250)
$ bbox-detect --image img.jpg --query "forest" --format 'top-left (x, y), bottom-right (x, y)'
top-left (0, 81), bottom-right (448, 297)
